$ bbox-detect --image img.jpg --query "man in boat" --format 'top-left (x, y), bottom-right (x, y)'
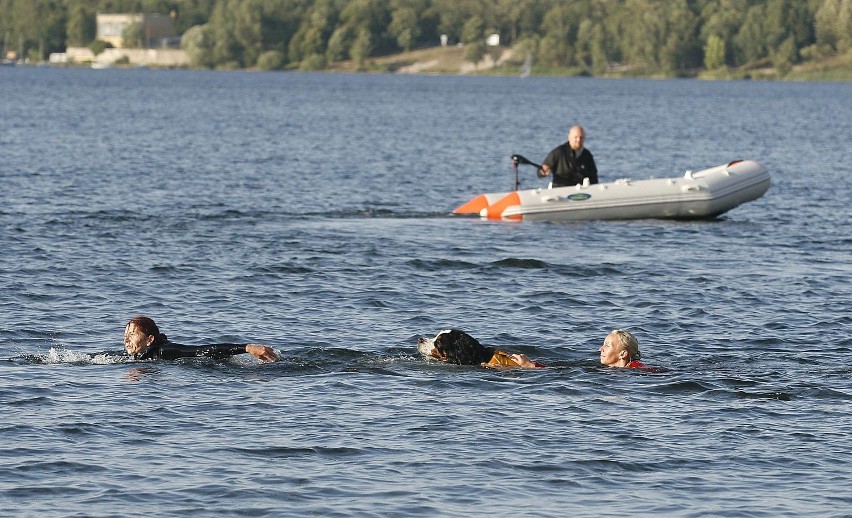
top-left (539, 124), bottom-right (599, 187)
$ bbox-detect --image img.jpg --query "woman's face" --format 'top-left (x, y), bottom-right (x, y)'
top-left (599, 333), bottom-right (626, 366)
top-left (124, 323), bottom-right (154, 355)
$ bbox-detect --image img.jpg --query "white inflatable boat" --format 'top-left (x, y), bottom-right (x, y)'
top-left (453, 159), bottom-right (770, 221)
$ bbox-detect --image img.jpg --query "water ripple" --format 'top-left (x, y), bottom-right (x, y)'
top-left (1, 68), bottom-right (849, 517)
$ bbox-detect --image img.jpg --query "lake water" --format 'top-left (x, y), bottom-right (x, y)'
top-left (1, 67), bottom-right (850, 516)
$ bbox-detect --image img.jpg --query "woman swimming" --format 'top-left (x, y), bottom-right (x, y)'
top-left (124, 315), bottom-right (277, 362)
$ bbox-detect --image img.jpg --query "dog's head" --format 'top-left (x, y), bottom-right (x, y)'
top-left (417, 329), bottom-right (493, 365)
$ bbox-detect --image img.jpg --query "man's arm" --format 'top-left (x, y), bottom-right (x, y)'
top-left (539, 147), bottom-right (559, 176)
top-left (585, 150), bottom-right (598, 184)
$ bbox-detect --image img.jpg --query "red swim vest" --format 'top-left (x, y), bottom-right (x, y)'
top-left (625, 360), bottom-right (663, 372)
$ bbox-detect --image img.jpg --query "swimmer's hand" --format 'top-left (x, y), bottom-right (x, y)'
top-left (246, 344), bottom-right (278, 362)
top-left (481, 351), bottom-right (540, 369)
top-left (509, 353), bottom-right (539, 368)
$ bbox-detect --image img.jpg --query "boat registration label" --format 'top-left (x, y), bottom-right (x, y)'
top-left (565, 193), bottom-right (592, 201)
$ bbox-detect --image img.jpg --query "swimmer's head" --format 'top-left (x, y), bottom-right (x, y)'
top-left (124, 315), bottom-right (166, 355)
top-left (600, 329), bottom-right (640, 366)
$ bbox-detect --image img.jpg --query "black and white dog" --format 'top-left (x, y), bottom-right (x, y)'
top-left (417, 329), bottom-right (544, 368)
top-left (417, 329), bottom-right (493, 365)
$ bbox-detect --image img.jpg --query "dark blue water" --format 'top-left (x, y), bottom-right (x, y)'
top-left (1, 67), bottom-right (850, 516)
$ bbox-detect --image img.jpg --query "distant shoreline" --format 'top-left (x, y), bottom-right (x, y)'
top-left (14, 43), bottom-right (850, 82)
top-left (332, 45), bottom-right (852, 83)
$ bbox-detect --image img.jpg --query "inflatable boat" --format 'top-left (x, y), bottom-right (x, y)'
top-left (453, 159), bottom-right (770, 221)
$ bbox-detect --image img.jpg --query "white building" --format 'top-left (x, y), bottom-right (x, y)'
top-left (96, 13), bottom-right (177, 48)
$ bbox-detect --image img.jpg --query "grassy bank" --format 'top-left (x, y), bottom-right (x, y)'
top-left (330, 45), bottom-right (852, 82)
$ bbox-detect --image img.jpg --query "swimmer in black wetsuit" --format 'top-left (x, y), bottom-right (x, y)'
top-left (124, 315), bottom-right (277, 362)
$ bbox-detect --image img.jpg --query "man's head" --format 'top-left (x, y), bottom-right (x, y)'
top-left (567, 125), bottom-right (586, 151)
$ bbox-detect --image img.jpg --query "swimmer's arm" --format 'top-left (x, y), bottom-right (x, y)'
top-left (481, 351), bottom-right (542, 369)
top-left (203, 343), bottom-right (277, 362)
top-left (507, 353), bottom-right (543, 368)
top-left (161, 343), bottom-right (277, 362)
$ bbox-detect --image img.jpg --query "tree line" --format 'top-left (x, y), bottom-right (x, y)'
top-left (1, 0), bottom-right (849, 75)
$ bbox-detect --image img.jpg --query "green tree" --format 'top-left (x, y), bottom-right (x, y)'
top-left (209, 1), bottom-right (241, 67)
top-left (733, 4), bottom-right (767, 64)
top-left (7, 0), bottom-right (66, 60)
top-left (704, 34), bottom-right (726, 69)
top-left (575, 10), bottom-right (611, 74)
top-left (170, 0), bottom-right (218, 34)
top-left (699, 0), bottom-right (749, 67)
top-left (234, 0), bottom-right (263, 66)
top-left (66, 3), bottom-right (95, 47)
top-left (538, 4), bottom-right (574, 67)
top-left (388, 6), bottom-right (419, 51)
top-left (350, 26), bottom-right (372, 69)
top-left (493, 0), bottom-right (543, 44)
top-left (326, 25), bottom-right (352, 61)
top-left (258, 0), bottom-right (304, 66)
top-left (660, 2), bottom-right (701, 72)
top-left (339, 0), bottom-right (391, 55)
top-left (615, 0), bottom-right (664, 69)
top-left (815, 0), bottom-right (852, 52)
top-left (257, 49), bottom-right (285, 70)
top-left (461, 15), bottom-right (485, 64)
top-left (433, 0), bottom-right (480, 44)
top-left (762, 0), bottom-right (808, 59)
top-left (839, 0), bottom-right (852, 51)
top-left (771, 34), bottom-right (797, 75)
top-left (784, 0), bottom-right (816, 50)
top-left (589, 22), bottom-right (608, 75)
top-left (181, 24), bottom-right (214, 68)
top-left (289, 0), bottom-right (340, 65)
top-left (575, 18), bottom-right (593, 69)
top-left (460, 14), bottom-right (483, 44)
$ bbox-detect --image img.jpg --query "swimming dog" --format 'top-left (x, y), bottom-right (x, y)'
top-left (417, 329), bottom-right (544, 368)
